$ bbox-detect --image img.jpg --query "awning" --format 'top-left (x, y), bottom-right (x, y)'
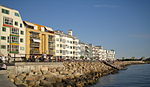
top-left (45, 27), bottom-right (53, 31)
top-left (24, 21), bottom-right (37, 29)
top-left (33, 39), bottom-right (41, 43)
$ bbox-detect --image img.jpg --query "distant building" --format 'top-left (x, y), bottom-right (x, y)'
top-left (79, 42), bottom-right (93, 60)
top-left (54, 30), bottom-right (80, 61)
top-left (92, 45), bottom-right (116, 61)
top-left (0, 5), bottom-right (26, 59)
top-left (23, 21), bottom-right (55, 59)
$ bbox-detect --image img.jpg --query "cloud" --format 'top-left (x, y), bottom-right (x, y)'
top-left (93, 4), bottom-right (120, 8)
top-left (129, 34), bottom-right (150, 39)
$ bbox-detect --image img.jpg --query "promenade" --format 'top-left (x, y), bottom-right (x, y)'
top-left (0, 70), bottom-right (16, 87)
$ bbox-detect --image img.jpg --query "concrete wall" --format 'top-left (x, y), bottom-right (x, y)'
top-left (7, 62), bottom-right (64, 75)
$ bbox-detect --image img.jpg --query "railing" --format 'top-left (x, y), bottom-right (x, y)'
top-left (30, 43), bottom-right (40, 47)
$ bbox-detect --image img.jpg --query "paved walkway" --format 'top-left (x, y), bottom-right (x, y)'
top-left (0, 70), bottom-right (16, 87)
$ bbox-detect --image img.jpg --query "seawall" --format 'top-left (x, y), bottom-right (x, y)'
top-left (6, 61), bottom-right (145, 87)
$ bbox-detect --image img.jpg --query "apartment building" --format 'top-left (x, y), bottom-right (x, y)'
top-left (23, 21), bottom-right (55, 59)
top-left (92, 45), bottom-right (116, 61)
top-left (106, 50), bottom-right (115, 61)
top-left (80, 42), bottom-right (93, 60)
top-left (54, 30), bottom-right (80, 61)
top-left (0, 5), bottom-right (26, 58)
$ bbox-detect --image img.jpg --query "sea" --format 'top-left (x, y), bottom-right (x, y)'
top-left (91, 64), bottom-right (150, 87)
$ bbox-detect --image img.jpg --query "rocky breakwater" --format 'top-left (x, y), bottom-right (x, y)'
top-left (7, 61), bottom-right (145, 87)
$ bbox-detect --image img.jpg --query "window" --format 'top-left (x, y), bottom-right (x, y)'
top-left (3, 17), bottom-right (13, 25)
top-left (14, 12), bottom-right (20, 17)
top-left (70, 46), bottom-right (72, 49)
top-left (2, 9), bottom-right (9, 14)
top-left (57, 44), bottom-right (59, 47)
top-left (7, 37), bottom-right (10, 43)
top-left (1, 45), bottom-right (6, 49)
top-left (20, 23), bottom-right (22, 28)
top-left (60, 50), bottom-right (62, 53)
top-left (15, 21), bottom-right (18, 26)
top-left (11, 36), bottom-right (19, 43)
top-left (8, 45), bottom-right (19, 53)
top-left (20, 31), bottom-right (24, 35)
top-left (1, 36), bottom-right (6, 40)
top-left (2, 27), bottom-right (6, 32)
top-left (11, 28), bottom-right (19, 34)
top-left (56, 38), bottom-right (59, 41)
top-left (60, 44), bottom-right (62, 48)
top-left (20, 47), bottom-right (24, 50)
top-left (20, 38), bottom-right (23, 42)
top-left (56, 50), bottom-right (59, 53)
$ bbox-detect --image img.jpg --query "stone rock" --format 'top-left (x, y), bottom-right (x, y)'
top-left (14, 77), bottom-right (22, 85)
top-left (26, 80), bottom-right (35, 87)
top-left (41, 67), bottom-right (49, 74)
top-left (8, 74), bottom-right (16, 79)
top-left (40, 80), bottom-right (53, 87)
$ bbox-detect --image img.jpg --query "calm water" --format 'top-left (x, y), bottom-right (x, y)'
top-left (92, 64), bottom-right (150, 87)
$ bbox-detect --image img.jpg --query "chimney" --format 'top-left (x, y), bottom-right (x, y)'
top-left (68, 29), bottom-right (73, 36)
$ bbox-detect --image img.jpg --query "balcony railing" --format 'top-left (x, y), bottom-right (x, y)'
top-left (30, 43), bottom-right (40, 47)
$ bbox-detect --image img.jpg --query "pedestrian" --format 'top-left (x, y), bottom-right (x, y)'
top-left (7, 54), bottom-right (11, 63)
top-left (1, 55), bottom-right (6, 63)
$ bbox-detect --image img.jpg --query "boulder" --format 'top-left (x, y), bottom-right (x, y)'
top-left (40, 80), bottom-right (53, 87)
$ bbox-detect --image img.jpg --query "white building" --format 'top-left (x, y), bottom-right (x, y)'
top-left (0, 5), bottom-right (26, 58)
top-left (54, 30), bottom-right (80, 61)
top-left (92, 45), bottom-right (116, 61)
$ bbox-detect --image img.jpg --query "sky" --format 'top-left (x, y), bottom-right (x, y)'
top-left (0, 0), bottom-right (150, 58)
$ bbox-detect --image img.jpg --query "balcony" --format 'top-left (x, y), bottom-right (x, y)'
top-left (30, 49), bottom-right (40, 54)
top-left (30, 43), bottom-right (40, 47)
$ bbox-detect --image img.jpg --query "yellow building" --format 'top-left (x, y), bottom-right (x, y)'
top-left (23, 21), bottom-right (55, 59)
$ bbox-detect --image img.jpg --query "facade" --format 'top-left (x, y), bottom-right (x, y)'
top-left (80, 42), bottom-right (93, 60)
top-left (92, 45), bottom-right (116, 61)
top-left (23, 21), bottom-right (55, 59)
top-left (54, 30), bottom-right (80, 61)
top-left (0, 5), bottom-right (26, 58)
top-left (0, 5), bottom-right (116, 61)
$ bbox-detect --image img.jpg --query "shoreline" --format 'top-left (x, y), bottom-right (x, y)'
top-left (6, 61), bottom-right (145, 87)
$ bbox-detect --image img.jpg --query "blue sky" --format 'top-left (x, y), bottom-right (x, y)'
top-left (1, 0), bottom-right (150, 58)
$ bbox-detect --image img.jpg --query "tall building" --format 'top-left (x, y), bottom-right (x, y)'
top-left (54, 30), bottom-right (80, 61)
top-left (23, 21), bottom-right (55, 59)
top-left (0, 5), bottom-right (26, 59)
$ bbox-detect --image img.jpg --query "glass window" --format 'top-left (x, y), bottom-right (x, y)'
top-left (60, 44), bottom-right (62, 48)
top-left (57, 44), bottom-right (59, 47)
top-left (1, 45), bottom-right (6, 49)
top-left (15, 21), bottom-right (18, 26)
top-left (20, 23), bottom-right (22, 27)
top-left (11, 36), bottom-right (19, 43)
top-left (2, 9), bottom-right (9, 14)
top-left (7, 37), bottom-right (10, 43)
top-left (20, 31), bottom-right (24, 35)
top-left (9, 45), bottom-right (19, 53)
top-left (11, 28), bottom-right (19, 35)
top-left (14, 12), bottom-right (20, 17)
top-left (20, 38), bottom-right (23, 42)
top-left (20, 47), bottom-right (24, 50)
top-left (60, 50), bottom-right (62, 53)
top-left (2, 27), bottom-right (6, 32)
top-left (3, 17), bottom-right (13, 25)
top-left (1, 36), bottom-right (6, 40)
top-left (56, 38), bottom-right (59, 41)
